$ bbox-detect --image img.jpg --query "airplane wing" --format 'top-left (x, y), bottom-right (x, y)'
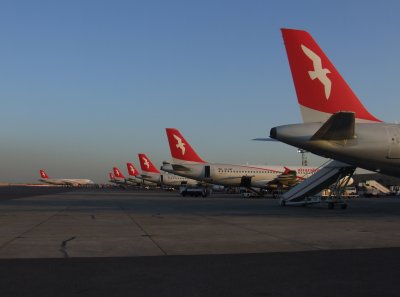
top-left (266, 169), bottom-right (299, 188)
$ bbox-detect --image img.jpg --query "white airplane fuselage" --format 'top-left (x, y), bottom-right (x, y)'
top-left (40, 178), bottom-right (94, 186)
top-left (110, 177), bottom-right (127, 186)
top-left (140, 172), bottom-right (199, 187)
top-left (161, 162), bottom-right (317, 188)
top-left (126, 176), bottom-right (155, 186)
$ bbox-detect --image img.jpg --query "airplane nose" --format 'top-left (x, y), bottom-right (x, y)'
top-left (270, 127), bottom-right (277, 139)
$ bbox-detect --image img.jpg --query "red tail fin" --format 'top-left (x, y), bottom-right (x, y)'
top-left (281, 28), bottom-right (380, 123)
top-left (165, 128), bottom-right (205, 163)
top-left (39, 169), bottom-right (49, 179)
top-left (138, 154), bottom-right (160, 173)
top-left (283, 167), bottom-right (291, 175)
top-left (113, 167), bottom-right (125, 179)
top-left (126, 163), bottom-right (139, 176)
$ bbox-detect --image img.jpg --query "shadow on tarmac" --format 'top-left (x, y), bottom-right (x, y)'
top-left (0, 248), bottom-right (399, 297)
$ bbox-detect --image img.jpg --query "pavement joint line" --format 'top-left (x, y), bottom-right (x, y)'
top-left (60, 236), bottom-right (76, 258)
top-left (113, 201), bottom-right (168, 256)
top-left (0, 204), bottom-right (71, 252)
top-left (195, 213), bottom-right (321, 251)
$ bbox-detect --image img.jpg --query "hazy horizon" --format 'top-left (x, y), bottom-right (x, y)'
top-left (1, 0), bottom-right (399, 183)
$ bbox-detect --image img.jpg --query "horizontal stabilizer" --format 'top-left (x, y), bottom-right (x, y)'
top-left (311, 112), bottom-right (355, 140)
top-left (252, 138), bottom-right (278, 142)
top-left (140, 174), bottom-right (152, 179)
top-left (172, 164), bottom-right (191, 172)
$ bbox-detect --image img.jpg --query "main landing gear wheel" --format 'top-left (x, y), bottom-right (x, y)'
top-left (340, 203), bottom-right (348, 210)
top-left (280, 199), bottom-right (286, 207)
top-left (328, 202), bottom-right (335, 209)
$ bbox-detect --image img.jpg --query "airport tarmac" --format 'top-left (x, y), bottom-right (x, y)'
top-left (0, 187), bottom-right (400, 296)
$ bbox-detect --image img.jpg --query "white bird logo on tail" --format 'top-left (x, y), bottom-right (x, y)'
top-left (129, 165), bottom-right (135, 174)
top-left (173, 134), bottom-right (186, 155)
top-left (142, 157), bottom-right (150, 169)
top-left (301, 44), bottom-right (332, 100)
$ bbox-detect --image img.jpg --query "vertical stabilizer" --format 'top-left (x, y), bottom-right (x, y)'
top-left (113, 167), bottom-right (125, 179)
top-left (39, 169), bottom-right (49, 179)
top-left (165, 128), bottom-right (206, 163)
top-left (281, 28), bottom-right (380, 123)
top-left (126, 163), bottom-right (139, 176)
top-left (138, 154), bottom-right (161, 173)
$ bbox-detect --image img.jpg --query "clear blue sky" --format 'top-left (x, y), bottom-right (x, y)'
top-left (1, 0), bottom-right (399, 183)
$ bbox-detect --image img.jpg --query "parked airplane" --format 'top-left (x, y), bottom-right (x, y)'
top-left (108, 169), bottom-right (136, 188)
top-left (125, 163), bottom-right (145, 185)
top-left (161, 128), bottom-right (318, 190)
top-left (269, 28), bottom-right (400, 178)
top-left (112, 166), bottom-right (139, 186)
top-left (138, 153), bottom-right (199, 187)
top-left (108, 172), bottom-right (126, 187)
top-left (126, 162), bottom-right (156, 187)
top-left (109, 172), bottom-right (116, 183)
top-left (39, 169), bottom-right (94, 186)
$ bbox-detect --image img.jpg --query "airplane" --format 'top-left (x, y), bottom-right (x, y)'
top-left (109, 169), bottom-right (140, 188)
top-left (138, 153), bottom-right (200, 187)
top-left (161, 128), bottom-right (319, 191)
top-left (108, 172), bottom-right (123, 186)
top-left (109, 172), bottom-right (116, 183)
top-left (126, 162), bottom-right (155, 187)
top-left (126, 162), bottom-right (144, 185)
top-left (39, 169), bottom-right (94, 186)
top-left (112, 166), bottom-right (140, 186)
top-left (269, 28), bottom-right (400, 179)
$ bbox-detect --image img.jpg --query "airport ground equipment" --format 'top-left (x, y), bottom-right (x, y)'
top-left (364, 180), bottom-right (390, 195)
top-left (179, 185), bottom-right (210, 197)
top-left (279, 160), bottom-right (356, 209)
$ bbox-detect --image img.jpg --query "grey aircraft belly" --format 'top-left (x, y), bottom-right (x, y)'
top-left (270, 119), bottom-right (400, 178)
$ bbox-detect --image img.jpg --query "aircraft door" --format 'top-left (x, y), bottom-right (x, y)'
top-left (241, 176), bottom-right (252, 187)
top-left (387, 127), bottom-right (400, 159)
top-left (204, 166), bottom-right (211, 178)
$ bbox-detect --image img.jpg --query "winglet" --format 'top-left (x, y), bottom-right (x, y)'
top-left (39, 169), bottom-right (49, 179)
top-left (126, 163), bottom-right (139, 176)
top-left (281, 28), bottom-right (380, 123)
top-left (311, 112), bottom-right (355, 140)
top-left (138, 153), bottom-right (160, 173)
top-left (165, 128), bottom-right (206, 163)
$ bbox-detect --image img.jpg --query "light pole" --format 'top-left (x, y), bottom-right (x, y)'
top-left (297, 149), bottom-right (308, 166)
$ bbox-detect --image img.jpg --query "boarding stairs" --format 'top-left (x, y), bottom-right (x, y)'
top-left (365, 180), bottom-right (390, 195)
top-left (280, 160), bottom-right (356, 208)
